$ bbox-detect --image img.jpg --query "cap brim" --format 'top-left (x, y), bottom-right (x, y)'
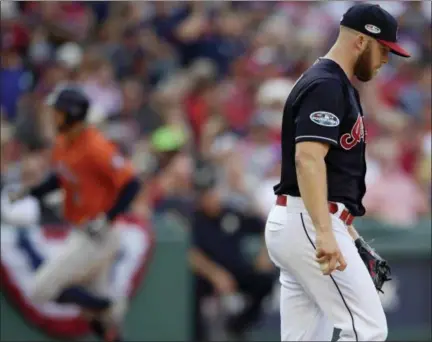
top-left (377, 39), bottom-right (411, 58)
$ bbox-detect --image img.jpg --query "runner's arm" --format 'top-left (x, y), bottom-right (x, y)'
top-left (29, 173), bottom-right (60, 199)
top-left (88, 139), bottom-right (139, 222)
top-left (105, 177), bottom-right (141, 222)
top-left (9, 173), bottom-right (60, 203)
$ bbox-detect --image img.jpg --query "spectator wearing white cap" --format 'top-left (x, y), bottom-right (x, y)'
top-left (56, 42), bottom-right (83, 70)
top-left (255, 77), bottom-right (294, 135)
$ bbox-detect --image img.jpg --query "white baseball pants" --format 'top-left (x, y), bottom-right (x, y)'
top-left (265, 195), bottom-right (387, 341)
top-left (29, 226), bottom-right (121, 304)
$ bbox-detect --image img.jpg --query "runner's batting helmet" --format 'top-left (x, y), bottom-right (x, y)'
top-left (46, 85), bottom-right (90, 127)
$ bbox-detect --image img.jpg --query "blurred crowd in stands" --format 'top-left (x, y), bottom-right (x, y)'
top-left (1, 1), bottom-right (431, 228)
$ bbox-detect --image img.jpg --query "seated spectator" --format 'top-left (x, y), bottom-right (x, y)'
top-left (190, 161), bottom-right (275, 341)
top-left (363, 136), bottom-right (429, 227)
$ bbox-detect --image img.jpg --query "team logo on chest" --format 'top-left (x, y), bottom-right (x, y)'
top-left (340, 114), bottom-right (365, 150)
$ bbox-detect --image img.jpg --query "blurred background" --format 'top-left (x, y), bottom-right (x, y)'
top-left (0, 1), bottom-right (430, 341)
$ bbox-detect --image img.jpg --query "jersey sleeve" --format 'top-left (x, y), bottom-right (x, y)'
top-left (89, 139), bottom-right (135, 190)
top-left (294, 80), bottom-right (345, 146)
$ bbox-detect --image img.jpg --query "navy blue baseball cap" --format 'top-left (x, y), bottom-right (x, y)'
top-left (341, 3), bottom-right (410, 58)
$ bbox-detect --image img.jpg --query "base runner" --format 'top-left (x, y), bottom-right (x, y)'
top-left (8, 85), bottom-right (142, 342)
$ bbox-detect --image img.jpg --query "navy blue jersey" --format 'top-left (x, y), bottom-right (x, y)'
top-left (274, 58), bottom-right (367, 216)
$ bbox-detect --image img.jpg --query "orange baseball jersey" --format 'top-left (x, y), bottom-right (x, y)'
top-left (51, 127), bottom-right (135, 225)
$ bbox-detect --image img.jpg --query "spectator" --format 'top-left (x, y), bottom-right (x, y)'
top-left (0, 48), bottom-right (32, 122)
top-left (190, 161), bottom-right (275, 341)
top-left (363, 136), bottom-right (429, 227)
top-left (81, 56), bottom-right (123, 119)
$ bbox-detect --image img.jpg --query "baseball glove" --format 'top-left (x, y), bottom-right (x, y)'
top-left (355, 237), bottom-right (391, 293)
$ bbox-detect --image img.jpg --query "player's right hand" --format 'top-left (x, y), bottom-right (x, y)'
top-left (315, 230), bottom-right (347, 275)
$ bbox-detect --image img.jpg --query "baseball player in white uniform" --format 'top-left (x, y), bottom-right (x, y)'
top-left (265, 4), bottom-right (408, 341)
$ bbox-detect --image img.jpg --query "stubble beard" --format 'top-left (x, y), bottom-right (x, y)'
top-left (354, 43), bottom-right (375, 82)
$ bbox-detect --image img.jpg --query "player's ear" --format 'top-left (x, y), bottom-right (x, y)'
top-left (356, 34), bottom-right (368, 54)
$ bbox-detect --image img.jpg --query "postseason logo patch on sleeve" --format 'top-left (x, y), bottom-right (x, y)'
top-left (309, 111), bottom-right (340, 127)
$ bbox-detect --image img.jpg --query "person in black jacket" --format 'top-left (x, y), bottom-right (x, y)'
top-left (190, 161), bottom-right (275, 341)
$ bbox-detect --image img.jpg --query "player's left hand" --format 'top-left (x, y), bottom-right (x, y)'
top-left (83, 214), bottom-right (109, 241)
